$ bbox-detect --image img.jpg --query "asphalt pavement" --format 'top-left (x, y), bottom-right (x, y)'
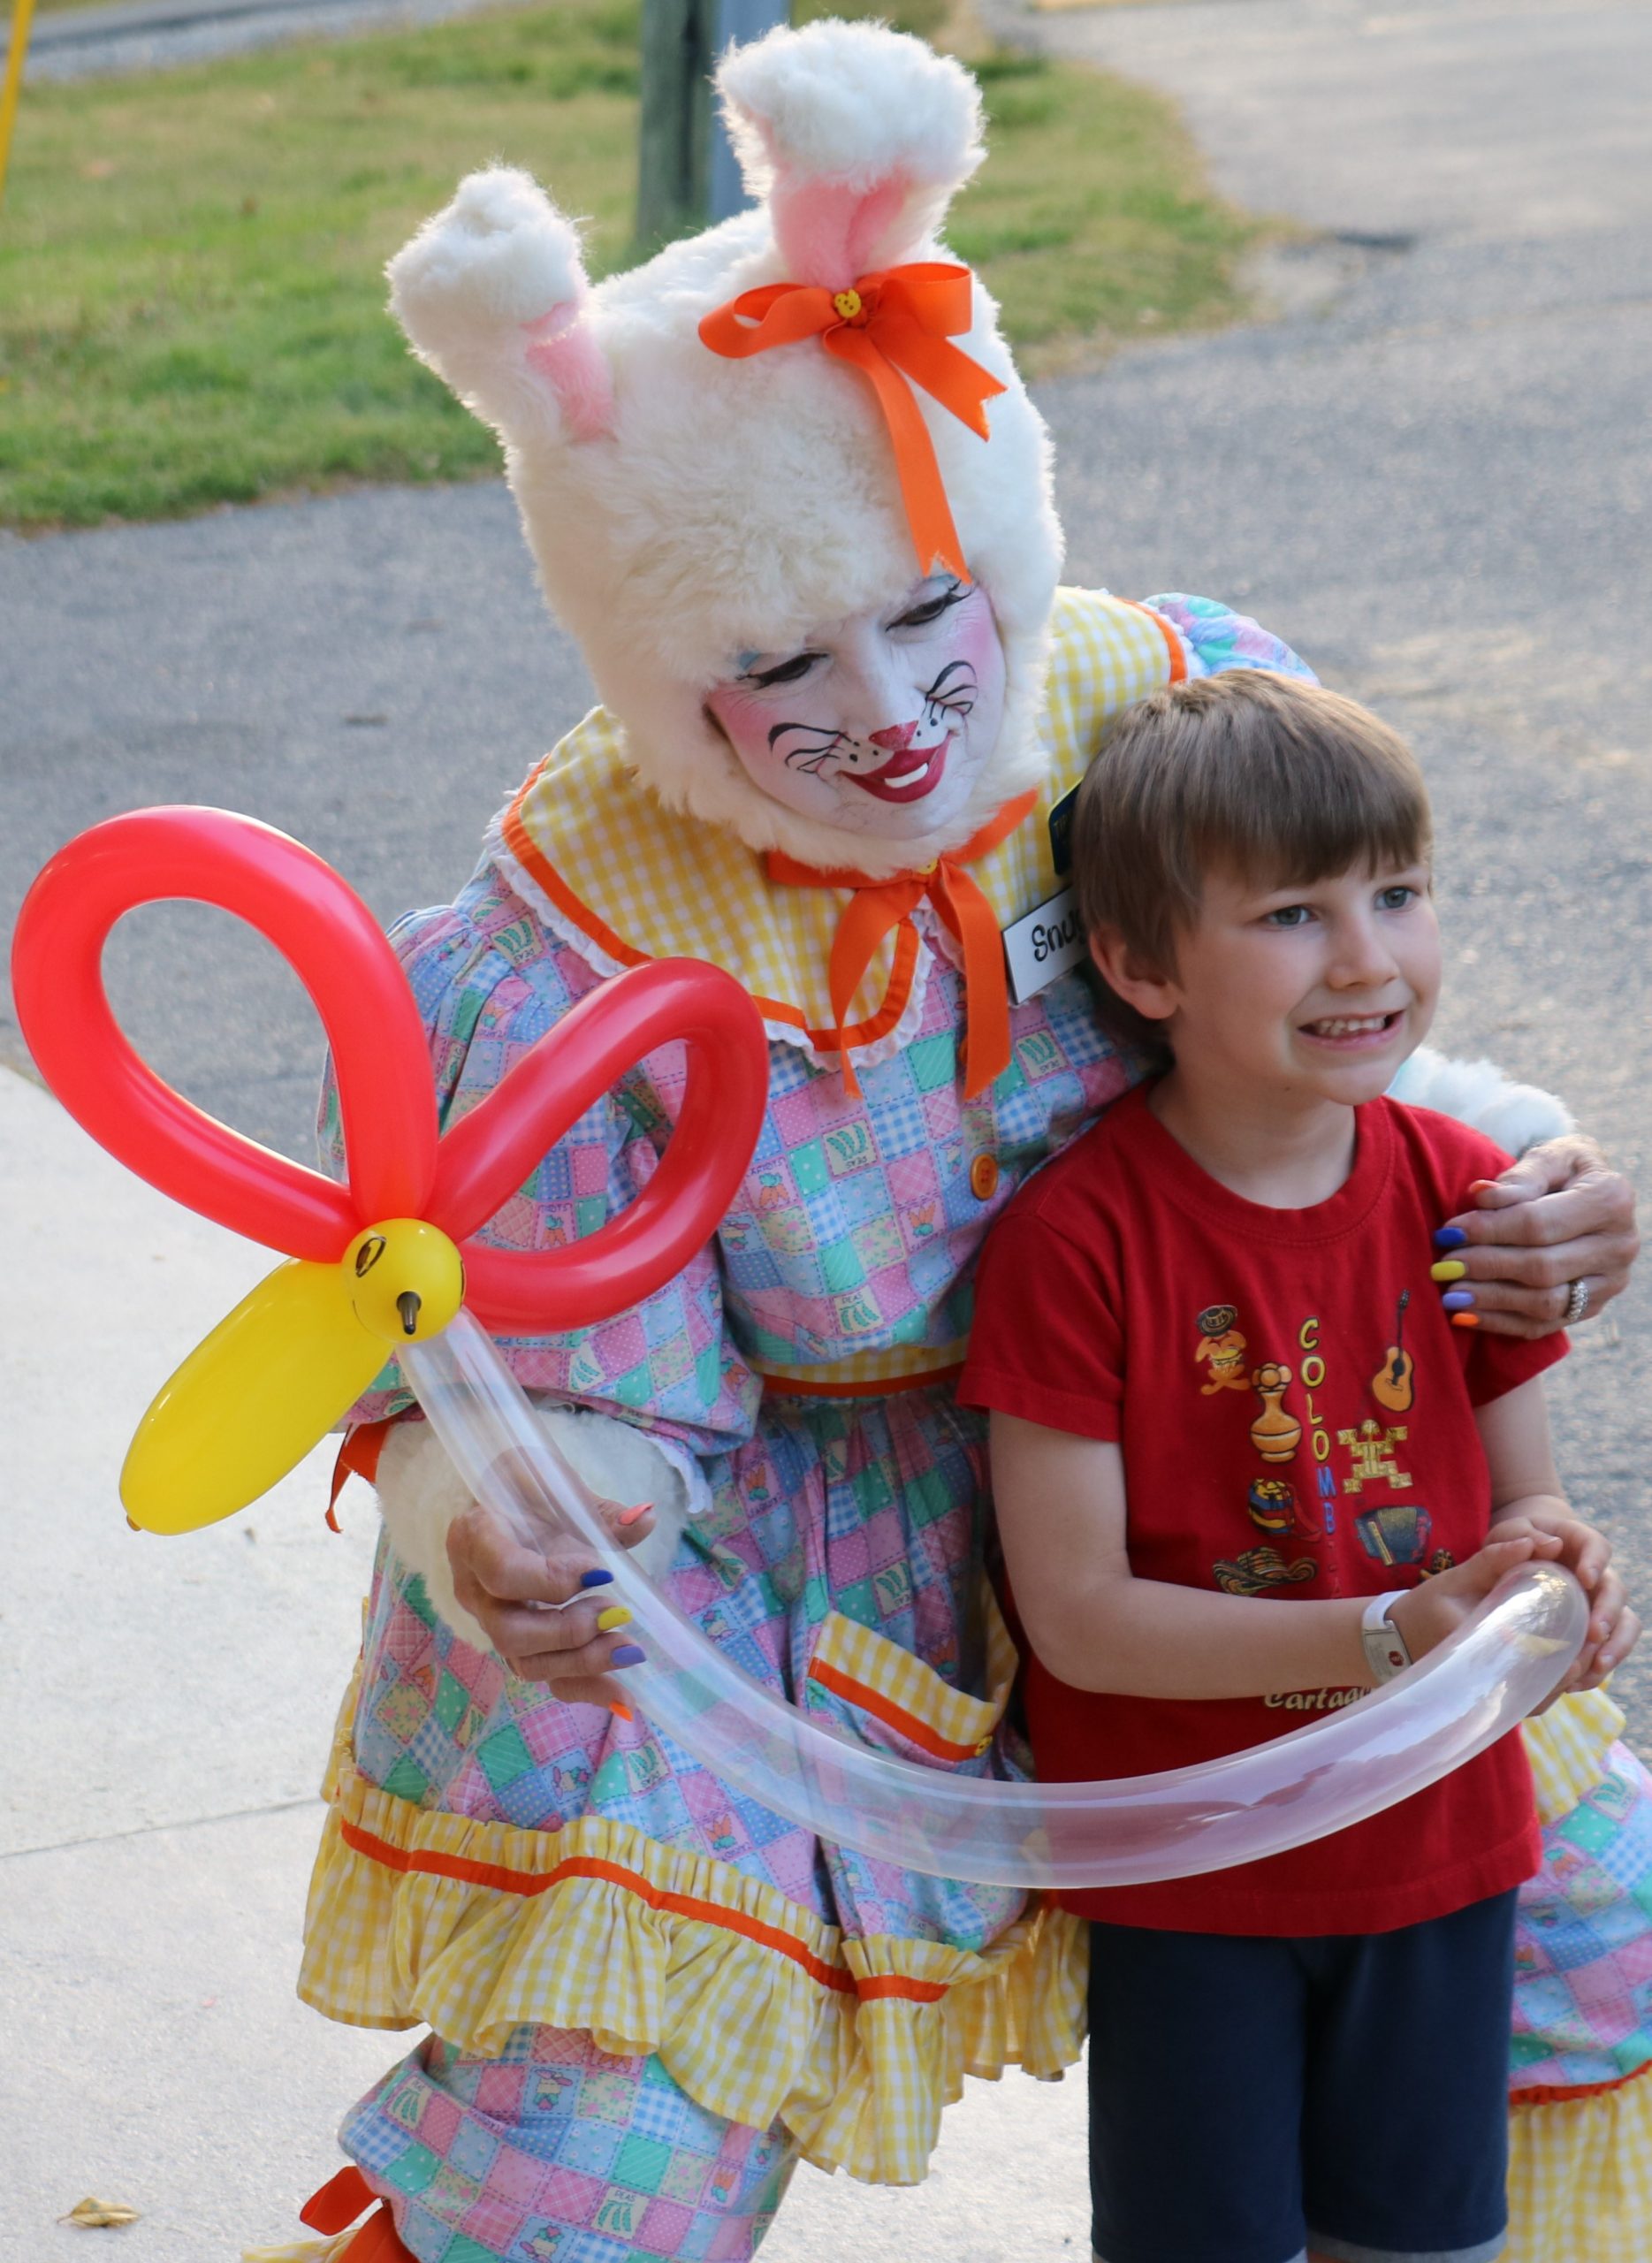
top-left (4, 1), bottom-right (1651, 2254)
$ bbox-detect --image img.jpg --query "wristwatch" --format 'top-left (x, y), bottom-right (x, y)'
top-left (1360, 1591), bottom-right (1413, 1683)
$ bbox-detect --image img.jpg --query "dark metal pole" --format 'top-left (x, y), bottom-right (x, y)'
top-left (636, 0), bottom-right (788, 248)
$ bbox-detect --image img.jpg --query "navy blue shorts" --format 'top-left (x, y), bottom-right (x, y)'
top-left (1085, 1891), bottom-right (1517, 2263)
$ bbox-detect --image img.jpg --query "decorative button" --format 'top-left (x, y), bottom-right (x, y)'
top-left (969, 1153), bottom-right (1000, 1201)
top-left (833, 288), bottom-right (864, 322)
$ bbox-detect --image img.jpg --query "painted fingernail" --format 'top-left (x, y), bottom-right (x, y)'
top-left (1451, 1310), bottom-right (1481, 1329)
top-left (1431, 1259), bottom-right (1467, 1282)
top-left (1433, 1225), bottom-right (1468, 1251)
top-left (1443, 1288), bottom-right (1477, 1311)
top-left (611, 1643), bottom-right (647, 1666)
top-left (596, 1605), bottom-right (632, 1633)
top-left (609, 1702), bottom-right (635, 1724)
top-left (619, 1502), bottom-right (652, 1527)
top-left (1468, 1178), bottom-right (1496, 1193)
top-left (579, 1568), bottom-right (614, 1589)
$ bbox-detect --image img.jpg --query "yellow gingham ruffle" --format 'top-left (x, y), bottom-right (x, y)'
top-left (1507, 2062), bottom-right (1652, 2261)
top-left (298, 1755), bottom-right (1085, 2186)
top-left (1521, 1684), bottom-right (1626, 1824)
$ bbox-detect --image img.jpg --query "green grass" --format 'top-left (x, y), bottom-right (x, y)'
top-left (0, 0), bottom-right (1265, 527)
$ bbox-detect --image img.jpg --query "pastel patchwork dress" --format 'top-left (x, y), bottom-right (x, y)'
top-left (277, 589), bottom-right (1302, 2263)
top-left (1506, 1693), bottom-right (1652, 2260)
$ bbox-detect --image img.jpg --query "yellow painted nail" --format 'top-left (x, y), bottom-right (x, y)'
top-left (1430, 1259), bottom-right (1467, 1282)
top-left (596, 1605), bottom-right (632, 1633)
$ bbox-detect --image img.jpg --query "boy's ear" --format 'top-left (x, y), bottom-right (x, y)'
top-left (1088, 927), bottom-right (1178, 1024)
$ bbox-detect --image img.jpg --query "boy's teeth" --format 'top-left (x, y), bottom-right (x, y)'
top-left (1308, 1014), bottom-right (1389, 1036)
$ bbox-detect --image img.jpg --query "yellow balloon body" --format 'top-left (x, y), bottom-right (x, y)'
top-left (119, 1223), bottom-right (463, 1535)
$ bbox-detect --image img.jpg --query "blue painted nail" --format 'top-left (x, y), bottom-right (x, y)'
top-left (1442, 1288), bottom-right (1477, 1311)
top-left (611, 1644), bottom-right (647, 1667)
top-left (578, 1567), bottom-right (614, 1589)
top-left (1433, 1225), bottom-right (1468, 1251)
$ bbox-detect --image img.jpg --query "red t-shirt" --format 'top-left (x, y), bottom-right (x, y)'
top-left (960, 1085), bottom-right (1564, 1933)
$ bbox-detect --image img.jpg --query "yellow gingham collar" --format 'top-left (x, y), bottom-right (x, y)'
top-left (491, 590), bottom-right (1184, 1066)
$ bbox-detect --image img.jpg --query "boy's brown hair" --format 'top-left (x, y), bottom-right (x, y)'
top-left (1071, 671), bottom-right (1431, 1044)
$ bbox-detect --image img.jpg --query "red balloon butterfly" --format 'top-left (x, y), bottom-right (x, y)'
top-left (11, 805), bottom-right (769, 1330)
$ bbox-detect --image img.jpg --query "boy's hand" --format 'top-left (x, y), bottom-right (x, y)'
top-left (447, 1491), bottom-right (656, 1709)
top-left (1488, 1507), bottom-right (1640, 1688)
top-left (1386, 1534), bottom-right (1554, 1666)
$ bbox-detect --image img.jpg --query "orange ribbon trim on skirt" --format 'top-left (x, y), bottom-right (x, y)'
top-left (698, 263), bottom-right (1007, 581)
top-left (767, 790), bottom-right (1038, 1100)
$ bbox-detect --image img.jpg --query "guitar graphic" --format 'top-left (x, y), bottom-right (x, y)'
top-left (1372, 1290), bottom-right (1414, 1413)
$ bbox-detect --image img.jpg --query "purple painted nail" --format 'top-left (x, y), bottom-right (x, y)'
top-left (1442, 1288), bottom-right (1476, 1312)
top-left (611, 1643), bottom-right (647, 1667)
top-left (578, 1567), bottom-right (614, 1589)
top-left (1433, 1225), bottom-right (1468, 1251)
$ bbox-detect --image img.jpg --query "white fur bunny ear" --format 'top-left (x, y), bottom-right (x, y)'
top-left (387, 166), bottom-right (613, 444)
top-left (717, 20), bottom-right (985, 286)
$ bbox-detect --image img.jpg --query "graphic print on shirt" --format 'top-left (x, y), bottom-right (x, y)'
top-left (1354, 1503), bottom-right (1435, 1567)
top-left (1338, 1418), bottom-right (1413, 1494)
top-left (1371, 1288), bottom-right (1415, 1413)
top-left (1212, 1544), bottom-right (1318, 1596)
top-left (1247, 1476), bottom-right (1313, 1537)
top-left (1195, 1302), bottom-right (1249, 1393)
top-left (1207, 1280), bottom-right (1449, 1598)
top-left (1249, 1360), bottom-right (1302, 1462)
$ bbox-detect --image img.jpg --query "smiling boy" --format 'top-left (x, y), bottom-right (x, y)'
top-left (960, 672), bottom-right (1638, 2263)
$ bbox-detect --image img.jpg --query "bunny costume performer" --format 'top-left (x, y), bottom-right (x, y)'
top-left (257, 25), bottom-right (1652, 2263)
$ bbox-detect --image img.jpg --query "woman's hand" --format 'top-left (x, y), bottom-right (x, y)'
top-left (1435, 1136), bottom-right (1639, 1337)
top-left (447, 1490), bottom-right (656, 1711)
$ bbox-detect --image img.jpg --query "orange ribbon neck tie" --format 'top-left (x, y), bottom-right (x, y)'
top-left (699, 264), bottom-right (1007, 580)
top-left (299, 2167), bottom-right (416, 2262)
top-left (767, 789), bottom-right (1037, 1101)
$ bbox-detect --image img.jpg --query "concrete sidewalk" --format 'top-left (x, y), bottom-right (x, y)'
top-left (0, 1063), bottom-right (1091, 2258)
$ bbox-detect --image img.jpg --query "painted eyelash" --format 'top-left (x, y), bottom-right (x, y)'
top-left (896, 584), bottom-right (969, 629)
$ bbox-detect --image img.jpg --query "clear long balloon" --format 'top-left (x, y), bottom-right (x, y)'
top-left (407, 1309), bottom-right (1588, 1891)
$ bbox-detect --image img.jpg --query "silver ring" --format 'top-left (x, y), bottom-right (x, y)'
top-left (1564, 1278), bottom-right (1592, 1326)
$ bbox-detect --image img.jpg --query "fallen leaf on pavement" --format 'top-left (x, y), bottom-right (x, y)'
top-left (61, 2198), bottom-right (141, 2229)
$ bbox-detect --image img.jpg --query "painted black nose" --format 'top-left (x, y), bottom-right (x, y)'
top-left (397, 1291), bottom-right (423, 1337)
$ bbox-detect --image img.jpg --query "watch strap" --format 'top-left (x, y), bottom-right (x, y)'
top-left (1361, 1590), bottom-right (1412, 1683)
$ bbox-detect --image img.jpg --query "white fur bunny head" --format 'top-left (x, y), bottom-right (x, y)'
top-left (388, 19), bottom-right (1063, 875)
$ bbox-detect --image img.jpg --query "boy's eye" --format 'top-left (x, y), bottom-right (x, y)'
top-left (1263, 904), bottom-right (1313, 929)
top-left (1376, 885), bottom-right (1416, 911)
top-left (745, 652), bottom-right (820, 689)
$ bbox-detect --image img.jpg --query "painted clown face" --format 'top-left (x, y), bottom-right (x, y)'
top-left (704, 576), bottom-right (1008, 846)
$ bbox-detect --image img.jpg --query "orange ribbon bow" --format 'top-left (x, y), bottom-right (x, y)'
top-left (699, 263), bottom-right (1007, 581)
top-left (767, 790), bottom-right (1037, 1101)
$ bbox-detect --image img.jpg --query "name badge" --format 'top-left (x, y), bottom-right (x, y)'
top-left (1002, 887), bottom-right (1085, 1004)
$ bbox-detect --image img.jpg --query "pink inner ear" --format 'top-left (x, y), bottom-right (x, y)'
top-left (769, 174), bottom-right (912, 289)
top-left (522, 305), bottom-right (613, 442)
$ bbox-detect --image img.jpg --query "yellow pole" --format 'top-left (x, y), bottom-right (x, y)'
top-left (0, 0), bottom-right (38, 213)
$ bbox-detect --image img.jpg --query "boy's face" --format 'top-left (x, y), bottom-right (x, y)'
top-left (1114, 857), bottom-right (1441, 1107)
